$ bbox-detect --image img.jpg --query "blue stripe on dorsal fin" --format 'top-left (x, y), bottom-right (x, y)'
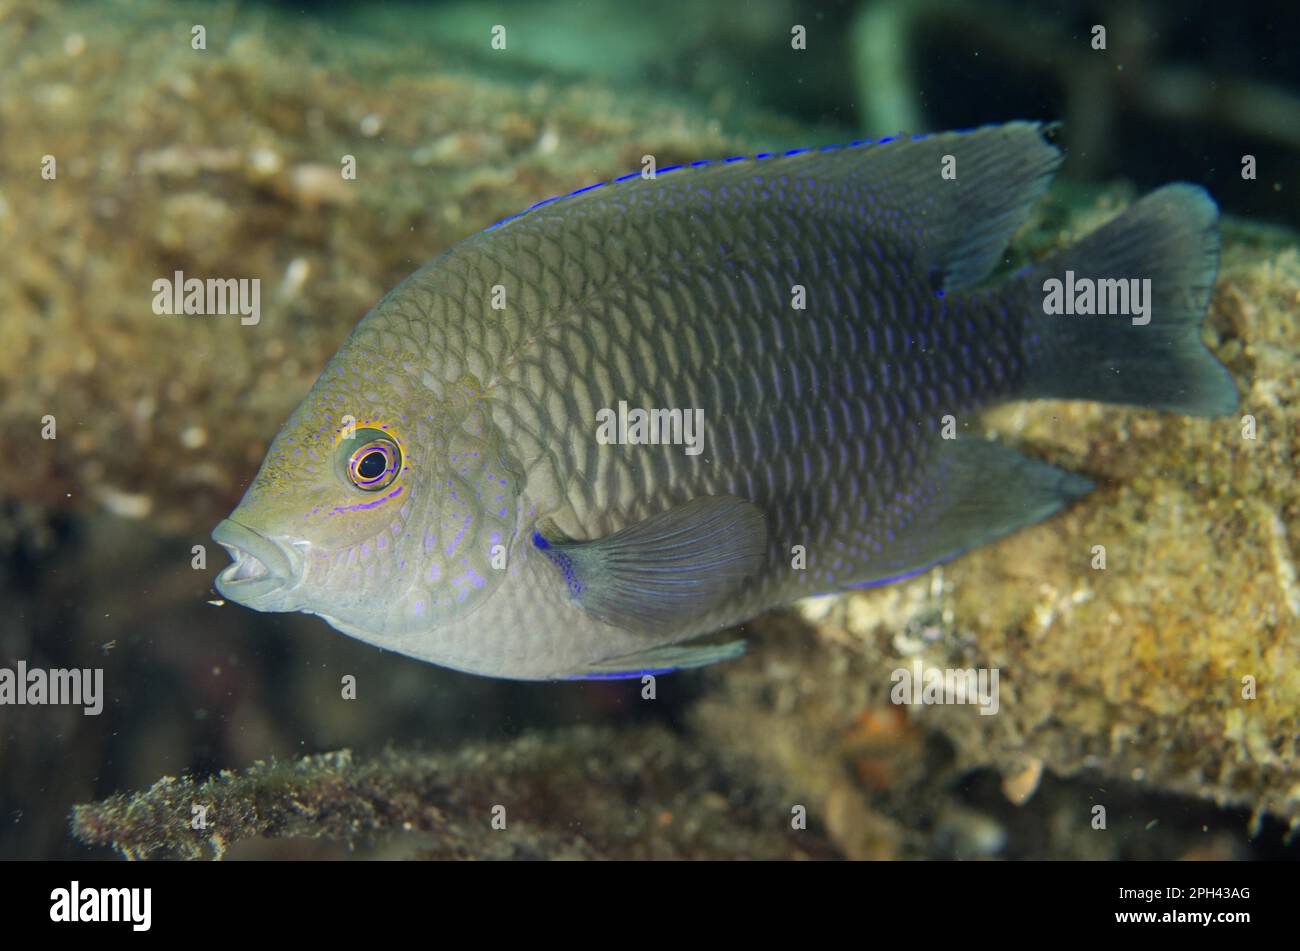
top-left (481, 129), bottom-right (915, 232)
top-left (479, 122), bottom-right (1064, 291)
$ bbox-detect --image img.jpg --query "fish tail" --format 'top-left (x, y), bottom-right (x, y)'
top-left (1017, 184), bottom-right (1238, 416)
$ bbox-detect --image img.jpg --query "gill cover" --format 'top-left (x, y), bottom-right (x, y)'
top-left (399, 384), bottom-right (522, 627)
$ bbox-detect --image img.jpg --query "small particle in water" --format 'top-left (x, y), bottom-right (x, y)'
top-left (280, 257), bottom-right (311, 300)
top-left (1000, 757), bottom-right (1044, 806)
top-left (180, 425), bottom-right (207, 449)
top-left (96, 486), bottom-right (153, 519)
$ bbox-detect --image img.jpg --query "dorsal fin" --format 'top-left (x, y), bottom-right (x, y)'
top-left (483, 121), bottom-right (1063, 289)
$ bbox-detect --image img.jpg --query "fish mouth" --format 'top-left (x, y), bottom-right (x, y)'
top-left (212, 518), bottom-right (300, 605)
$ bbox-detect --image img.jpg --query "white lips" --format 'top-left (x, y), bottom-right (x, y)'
top-left (211, 517), bottom-right (301, 606)
top-left (218, 545), bottom-right (270, 584)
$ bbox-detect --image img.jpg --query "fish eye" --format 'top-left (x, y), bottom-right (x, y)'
top-left (345, 435), bottom-right (401, 491)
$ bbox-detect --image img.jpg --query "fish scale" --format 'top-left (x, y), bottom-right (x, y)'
top-left (462, 197), bottom-right (995, 597)
top-left (214, 122), bottom-right (1237, 679)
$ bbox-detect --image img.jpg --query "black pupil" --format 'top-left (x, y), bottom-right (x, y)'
top-left (357, 449), bottom-right (387, 480)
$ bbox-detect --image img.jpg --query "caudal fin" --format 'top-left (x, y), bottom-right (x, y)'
top-left (1019, 184), bottom-right (1238, 416)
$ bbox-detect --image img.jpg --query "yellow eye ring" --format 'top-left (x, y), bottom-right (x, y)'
top-left (347, 437), bottom-right (401, 491)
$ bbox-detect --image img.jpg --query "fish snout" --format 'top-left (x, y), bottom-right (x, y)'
top-left (212, 518), bottom-right (302, 606)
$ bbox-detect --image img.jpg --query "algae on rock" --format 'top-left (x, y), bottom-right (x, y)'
top-left (71, 726), bottom-right (835, 860)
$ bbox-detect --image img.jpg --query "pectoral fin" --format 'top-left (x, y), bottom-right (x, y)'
top-left (533, 495), bottom-right (767, 635)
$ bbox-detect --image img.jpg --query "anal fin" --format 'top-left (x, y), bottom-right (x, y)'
top-left (566, 639), bottom-right (747, 680)
top-left (850, 437), bottom-right (1093, 588)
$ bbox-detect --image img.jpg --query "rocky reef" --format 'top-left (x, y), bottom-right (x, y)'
top-left (71, 726), bottom-right (836, 860)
